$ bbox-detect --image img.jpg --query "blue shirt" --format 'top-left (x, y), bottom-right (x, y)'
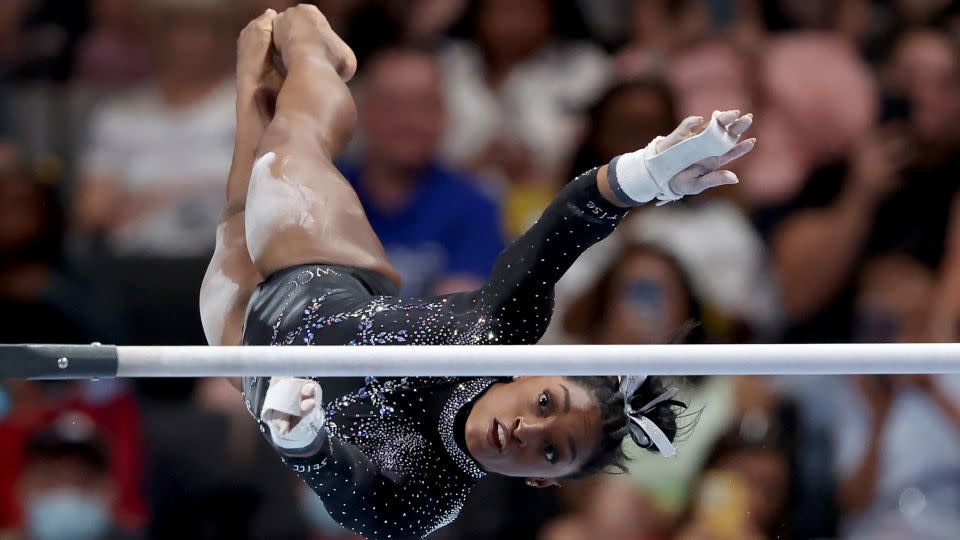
top-left (339, 162), bottom-right (504, 296)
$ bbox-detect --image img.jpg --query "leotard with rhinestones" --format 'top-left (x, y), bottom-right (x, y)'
top-left (242, 168), bottom-right (629, 539)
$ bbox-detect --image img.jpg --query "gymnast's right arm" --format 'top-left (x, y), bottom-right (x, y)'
top-left (279, 428), bottom-right (437, 538)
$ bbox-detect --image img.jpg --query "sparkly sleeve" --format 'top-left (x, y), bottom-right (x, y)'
top-left (469, 167), bottom-right (629, 343)
top-left (349, 169), bottom-right (628, 345)
top-left (281, 437), bottom-right (451, 539)
top-left (281, 435), bottom-right (387, 497)
top-left (348, 168), bottom-right (629, 347)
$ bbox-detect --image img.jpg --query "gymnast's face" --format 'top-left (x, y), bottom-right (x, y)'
top-left (464, 376), bottom-right (602, 486)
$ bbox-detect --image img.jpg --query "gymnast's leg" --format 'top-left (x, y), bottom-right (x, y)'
top-left (201, 10), bottom-right (279, 351)
top-left (244, 5), bottom-right (400, 284)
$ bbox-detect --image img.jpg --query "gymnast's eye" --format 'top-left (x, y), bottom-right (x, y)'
top-left (538, 391), bottom-right (551, 410)
top-left (545, 444), bottom-right (557, 464)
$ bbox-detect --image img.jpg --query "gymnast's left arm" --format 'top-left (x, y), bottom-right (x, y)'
top-left (352, 112), bottom-right (755, 346)
top-left (461, 111), bottom-right (756, 343)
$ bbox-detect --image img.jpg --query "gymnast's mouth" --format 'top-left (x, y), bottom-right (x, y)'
top-left (489, 418), bottom-right (507, 453)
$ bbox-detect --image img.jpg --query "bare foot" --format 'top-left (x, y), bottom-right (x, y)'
top-left (271, 4), bottom-right (357, 81)
top-left (237, 9), bottom-right (284, 123)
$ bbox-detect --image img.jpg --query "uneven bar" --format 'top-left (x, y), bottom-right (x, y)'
top-left (3, 343), bottom-right (959, 380)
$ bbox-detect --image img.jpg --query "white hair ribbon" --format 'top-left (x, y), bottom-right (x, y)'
top-left (617, 375), bottom-right (678, 458)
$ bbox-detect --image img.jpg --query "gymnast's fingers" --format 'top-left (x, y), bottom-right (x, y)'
top-left (727, 113), bottom-right (753, 137)
top-left (658, 115), bottom-right (704, 152)
top-left (715, 110), bottom-right (740, 128)
top-left (692, 170), bottom-right (739, 194)
top-left (301, 382), bottom-right (316, 397)
top-left (713, 138), bottom-right (756, 167)
top-left (301, 398), bottom-right (316, 413)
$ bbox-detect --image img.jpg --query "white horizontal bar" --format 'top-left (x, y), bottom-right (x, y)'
top-left (116, 344), bottom-right (960, 377)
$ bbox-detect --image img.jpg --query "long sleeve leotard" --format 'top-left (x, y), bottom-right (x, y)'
top-left (241, 167), bottom-right (629, 539)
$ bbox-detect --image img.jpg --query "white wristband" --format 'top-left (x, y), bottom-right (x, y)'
top-left (608, 111), bottom-right (739, 206)
top-left (261, 378), bottom-right (327, 454)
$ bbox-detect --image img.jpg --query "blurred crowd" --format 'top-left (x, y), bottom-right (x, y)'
top-left (1, 0), bottom-right (959, 539)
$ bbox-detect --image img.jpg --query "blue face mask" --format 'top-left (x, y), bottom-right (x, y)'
top-left (26, 489), bottom-right (111, 540)
top-left (624, 279), bottom-right (664, 318)
top-left (299, 483), bottom-right (347, 534)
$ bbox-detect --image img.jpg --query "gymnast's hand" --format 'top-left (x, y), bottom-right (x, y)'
top-left (658, 110), bottom-right (755, 197)
top-left (261, 377), bottom-right (327, 458)
top-left (604, 110), bottom-right (756, 206)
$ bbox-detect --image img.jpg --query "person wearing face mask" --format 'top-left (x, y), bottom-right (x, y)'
top-left (562, 243), bottom-right (706, 346)
top-left (10, 412), bottom-right (141, 540)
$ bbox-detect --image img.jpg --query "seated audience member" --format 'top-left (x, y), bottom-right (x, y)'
top-left (567, 79), bottom-right (677, 188)
top-left (72, 0), bottom-right (152, 87)
top-left (0, 380), bottom-right (147, 532)
top-left (539, 474), bottom-right (672, 540)
top-left (764, 29), bottom-right (960, 343)
top-left (0, 141), bottom-right (124, 344)
top-left (0, 0), bottom-right (87, 82)
top-left (339, 46), bottom-right (503, 296)
top-left (562, 243), bottom-right (706, 346)
top-left (8, 412), bottom-right (143, 540)
top-left (831, 373), bottom-right (960, 540)
top-left (559, 243), bottom-right (743, 516)
top-left (743, 33), bottom-right (877, 207)
top-left (930, 194), bottom-right (960, 342)
top-left (339, 0), bottom-right (468, 65)
top-left (72, 0), bottom-right (236, 258)
top-left (824, 252), bottom-right (960, 539)
top-left (674, 406), bottom-right (798, 540)
top-left (441, 0), bottom-right (611, 181)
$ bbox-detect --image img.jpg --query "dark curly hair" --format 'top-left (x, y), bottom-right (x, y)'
top-left (564, 375), bottom-right (693, 478)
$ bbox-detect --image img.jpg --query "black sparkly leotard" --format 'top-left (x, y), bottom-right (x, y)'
top-left (241, 168), bottom-right (628, 539)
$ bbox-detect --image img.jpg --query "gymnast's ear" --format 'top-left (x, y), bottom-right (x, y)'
top-left (526, 477), bottom-right (561, 488)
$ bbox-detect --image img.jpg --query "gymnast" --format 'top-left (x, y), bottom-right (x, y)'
top-left (198, 6), bottom-right (755, 539)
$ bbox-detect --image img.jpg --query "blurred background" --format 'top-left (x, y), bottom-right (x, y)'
top-left (1, 0), bottom-right (959, 539)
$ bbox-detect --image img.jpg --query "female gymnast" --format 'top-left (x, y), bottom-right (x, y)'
top-left (199, 6), bottom-right (755, 539)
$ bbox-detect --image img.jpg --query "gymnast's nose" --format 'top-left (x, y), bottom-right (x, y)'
top-left (512, 417), bottom-right (544, 448)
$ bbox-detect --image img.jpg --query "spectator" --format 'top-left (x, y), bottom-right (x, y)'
top-left (72, 0), bottom-right (152, 87)
top-left (540, 475), bottom-right (671, 540)
top-left (766, 29), bottom-right (960, 342)
top-left (665, 41), bottom-right (753, 125)
top-left (1, 398), bottom-right (147, 537)
top-left (674, 405), bottom-right (798, 540)
top-left (71, 0), bottom-right (236, 258)
top-left (0, 141), bottom-right (125, 344)
top-left (341, 45), bottom-right (503, 296)
top-left (9, 412), bottom-right (142, 540)
top-left (829, 255), bottom-right (960, 537)
top-left (616, 0), bottom-right (714, 67)
top-left (0, 0), bottom-right (88, 82)
top-left (441, 0), bottom-right (611, 183)
top-left (562, 243), bottom-right (706, 345)
top-left (930, 194), bottom-right (960, 342)
top-left (743, 33), bottom-right (877, 206)
top-left (341, 0), bottom-right (468, 65)
top-left (557, 242), bottom-right (745, 519)
top-left (832, 373), bottom-right (960, 540)
top-left (567, 79), bottom-right (677, 185)
top-left (0, 72), bottom-right (9, 138)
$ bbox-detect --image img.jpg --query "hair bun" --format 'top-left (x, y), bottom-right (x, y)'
top-left (625, 376), bottom-right (690, 455)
